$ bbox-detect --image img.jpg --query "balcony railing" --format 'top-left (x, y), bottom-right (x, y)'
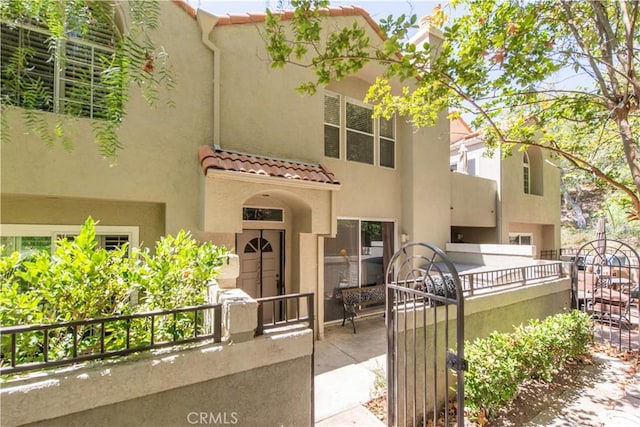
top-left (0, 304), bottom-right (222, 376)
top-left (460, 262), bottom-right (564, 296)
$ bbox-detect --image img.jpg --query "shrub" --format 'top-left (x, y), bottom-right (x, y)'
top-left (464, 310), bottom-right (593, 419)
top-left (0, 217), bottom-right (229, 366)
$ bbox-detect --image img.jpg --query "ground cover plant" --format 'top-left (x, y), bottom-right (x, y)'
top-left (0, 217), bottom-right (228, 368)
top-left (464, 310), bottom-right (593, 423)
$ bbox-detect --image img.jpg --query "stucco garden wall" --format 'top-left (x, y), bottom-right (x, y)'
top-left (20, 353), bottom-right (311, 427)
top-left (1, 289), bottom-right (313, 427)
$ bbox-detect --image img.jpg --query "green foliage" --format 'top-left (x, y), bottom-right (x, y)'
top-left (464, 310), bottom-right (593, 419)
top-left (263, 0), bottom-right (640, 220)
top-left (0, 217), bottom-right (228, 368)
top-left (0, 0), bottom-right (175, 161)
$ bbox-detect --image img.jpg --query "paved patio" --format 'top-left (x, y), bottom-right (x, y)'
top-left (314, 315), bottom-right (386, 426)
top-left (314, 315), bottom-right (640, 426)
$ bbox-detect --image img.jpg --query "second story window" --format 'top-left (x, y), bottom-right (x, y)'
top-left (324, 94), bottom-right (340, 158)
top-left (523, 151), bottom-right (531, 194)
top-left (346, 101), bottom-right (374, 164)
top-left (1, 10), bottom-right (117, 120)
top-left (379, 116), bottom-right (395, 168)
top-left (324, 92), bottom-right (396, 168)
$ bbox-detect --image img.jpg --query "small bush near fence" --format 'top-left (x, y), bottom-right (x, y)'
top-left (0, 217), bottom-right (229, 367)
top-left (464, 310), bottom-right (593, 421)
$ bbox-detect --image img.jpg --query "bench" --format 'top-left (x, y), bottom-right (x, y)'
top-left (340, 285), bottom-right (385, 333)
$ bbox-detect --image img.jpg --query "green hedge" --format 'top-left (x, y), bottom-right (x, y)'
top-left (464, 310), bottom-right (593, 419)
top-left (1, 217), bottom-right (229, 367)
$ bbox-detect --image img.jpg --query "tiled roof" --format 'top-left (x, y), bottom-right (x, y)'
top-left (214, 6), bottom-right (386, 41)
top-left (199, 146), bottom-right (340, 186)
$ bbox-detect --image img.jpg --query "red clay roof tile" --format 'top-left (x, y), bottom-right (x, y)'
top-left (213, 7), bottom-right (386, 41)
top-left (198, 146), bottom-right (340, 186)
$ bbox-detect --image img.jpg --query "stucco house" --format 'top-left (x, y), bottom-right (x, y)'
top-left (1, 1), bottom-right (561, 337)
top-left (449, 117), bottom-right (561, 257)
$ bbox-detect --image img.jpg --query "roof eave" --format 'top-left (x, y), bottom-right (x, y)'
top-left (205, 168), bottom-right (342, 191)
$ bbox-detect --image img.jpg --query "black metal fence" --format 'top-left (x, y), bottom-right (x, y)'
top-left (459, 262), bottom-right (563, 296)
top-left (0, 304), bottom-right (222, 375)
top-left (540, 248), bottom-right (578, 260)
top-left (572, 239), bottom-right (640, 352)
top-left (386, 243), bottom-right (466, 427)
top-left (255, 292), bottom-right (314, 336)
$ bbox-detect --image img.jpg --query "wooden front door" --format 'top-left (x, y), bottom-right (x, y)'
top-left (237, 229), bottom-right (283, 320)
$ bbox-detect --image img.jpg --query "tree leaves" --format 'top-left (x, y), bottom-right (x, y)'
top-left (0, 0), bottom-right (174, 162)
top-left (263, 0), bottom-right (640, 219)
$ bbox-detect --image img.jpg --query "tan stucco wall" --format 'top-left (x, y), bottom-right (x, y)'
top-left (24, 357), bottom-right (311, 427)
top-left (1, 2), bottom-right (214, 243)
top-left (0, 194), bottom-right (165, 249)
top-left (402, 116), bottom-right (452, 249)
top-left (445, 243), bottom-right (538, 265)
top-left (500, 149), bottom-right (561, 249)
top-left (1, 328), bottom-right (313, 427)
top-left (450, 141), bottom-right (561, 251)
top-left (202, 175), bottom-right (331, 235)
top-left (205, 14), bottom-right (452, 330)
top-left (450, 173), bottom-right (497, 227)
top-left (464, 278), bottom-right (571, 340)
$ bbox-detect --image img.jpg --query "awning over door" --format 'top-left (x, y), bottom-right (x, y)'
top-left (198, 145), bottom-right (341, 234)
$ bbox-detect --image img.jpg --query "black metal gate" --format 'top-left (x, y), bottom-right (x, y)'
top-left (385, 243), bottom-right (466, 427)
top-left (572, 239), bottom-right (640, 351)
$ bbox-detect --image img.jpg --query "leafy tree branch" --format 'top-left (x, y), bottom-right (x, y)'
top-left (263, 0), bottom-right (640, 219)
top-left (0, 0), bottom-right (175, 161)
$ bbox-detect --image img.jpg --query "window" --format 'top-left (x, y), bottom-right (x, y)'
top-left (323, 93), bottom-right (396, 168)
top-left (0, 224), bottom-right (138, 256)
top-left (242, 207), bottom-right (284, 222)
top-left (244, 238), bottom-right (273, 254)
top-left (346, 101), bottom-right (374, 164)
top-left (1, 11), bottom-right (116, 119)
top-left (523, 151), bottom-right (531, 194)
top-left (379, 116), bottom-right (395, 168)
top-left (324, 94), bottom-right (340, 158)
top-left (323, 219), bottom-right (395, 322)
top-left (509, 233), bottom-right (532, 245)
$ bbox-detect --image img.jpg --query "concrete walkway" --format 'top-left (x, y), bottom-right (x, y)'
top-left (314, 316), bottom-right (640, 426)
top-left (314, 316), bottom-right (386, 426)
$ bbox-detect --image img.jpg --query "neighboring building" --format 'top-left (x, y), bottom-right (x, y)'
top-left (1, 1), bottom-right (560, 337)
top-left (449, 117), bottom-right (562, 256)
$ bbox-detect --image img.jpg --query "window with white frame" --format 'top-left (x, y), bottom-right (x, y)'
top-left (0, 224), bottom-right (139, 257)
top-left (323, 93), bottom-right (396, 168)
top-left (0, 11), bottom-right (117, 119)
top-left (346, 101), bottom-right (374, 164)
top-left (509, 233), bottom-right (532, 245)
top-left (324, 93), bottom-right (341, 158)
